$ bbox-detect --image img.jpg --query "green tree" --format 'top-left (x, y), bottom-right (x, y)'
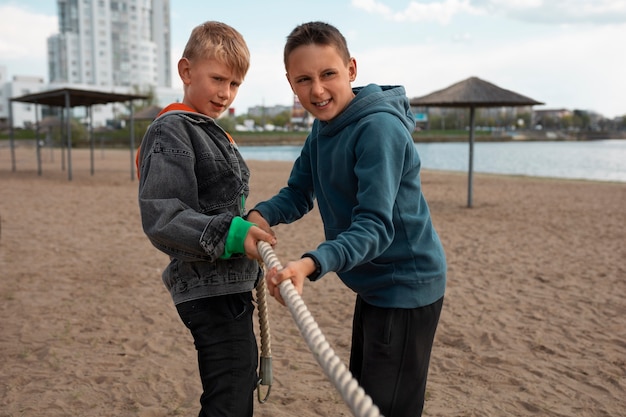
top-left (573, 110), bottom-right (591, 130)
top-left (270, 110), bottom-right (291, 128)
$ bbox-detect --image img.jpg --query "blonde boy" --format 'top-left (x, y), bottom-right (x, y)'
top-left (137, 21), bottom-right (275, 417)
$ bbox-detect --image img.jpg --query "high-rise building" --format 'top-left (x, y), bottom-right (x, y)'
top-left (47, 0), bottom-right (171, 90)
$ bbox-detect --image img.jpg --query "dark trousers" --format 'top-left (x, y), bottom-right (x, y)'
top-left (350, 295), bottom-right (444, 417)
top-left (176, 292), bottom-right (258, 417)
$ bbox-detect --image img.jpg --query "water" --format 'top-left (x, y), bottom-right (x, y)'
top-left (239, 139), bottom-right (626, 183)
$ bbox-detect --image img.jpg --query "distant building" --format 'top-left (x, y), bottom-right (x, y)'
top-left (289, 95), bottom-right (312, 129)
top-left (0, 66), bottom-right (46, 129)
top-left (48, 0), bottom-right (171, 90)
top-left (247, 104), bottom-right (291, 118)
top-left (533, 108), bottom-right (574, 129)
top-left (534, 108), bottom-right (573, 120)
top-left (2, 0), bottom-right (175, 129)
top-left (0, 66), bottom-right (8, 127)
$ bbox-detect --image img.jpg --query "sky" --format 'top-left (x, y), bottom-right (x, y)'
top-left (1, 0), bottom-right (625, 118)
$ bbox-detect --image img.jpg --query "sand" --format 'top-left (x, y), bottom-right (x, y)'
top-left (1, 146), bottom-right (625, 417)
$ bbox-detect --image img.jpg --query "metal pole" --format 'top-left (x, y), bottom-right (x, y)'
top-left (9, 101), bottom-right (15, 172)
top-left (60, 109), bottom-right (66, 171)
top-left (65, 91), bottom-right (72, 181)
top-left (35, 103), bottom-right (42, 176)
top-left (89, 106), bottom-right (94, 176)
top-left (467, 106), bottom-right (475, 208)
top-left (130, 101), bottom-right (136, 181)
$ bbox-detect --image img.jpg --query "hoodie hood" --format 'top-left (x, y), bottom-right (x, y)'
top-left (318, 84), bottom-right (416, 136)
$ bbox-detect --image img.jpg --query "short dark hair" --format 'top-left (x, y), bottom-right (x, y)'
top-left (284, 21), bottom-right (351, 69)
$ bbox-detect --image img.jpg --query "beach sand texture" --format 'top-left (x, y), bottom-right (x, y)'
top-left (1, 147), bottom-right (625, 417)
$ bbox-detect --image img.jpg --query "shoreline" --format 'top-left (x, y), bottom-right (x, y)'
top-left (3, 144), bottom-right (624, 185)
top-left (3, 129), bottom-right (625, 148)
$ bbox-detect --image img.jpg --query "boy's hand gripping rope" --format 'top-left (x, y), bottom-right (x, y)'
top-left (256, 241), bottom-right (382, 417)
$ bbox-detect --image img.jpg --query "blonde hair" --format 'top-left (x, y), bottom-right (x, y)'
top-left (182, 21), bottom-right (250, 79)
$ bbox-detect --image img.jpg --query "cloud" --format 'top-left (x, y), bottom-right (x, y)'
top-left (485, 0), bottom-right (626, 24)
top-left (352, 0), bottom-right (626, 25)
top-left (352, 0), bottom-right (480, 24)
top-left (350, 0), bottom-right (394, 15)
top-left (452, 32), bottom-right (473, 43)
top-left (0, 5), bottom-right (57, 59)
top-left (352, 22), bottom-right (625, 117)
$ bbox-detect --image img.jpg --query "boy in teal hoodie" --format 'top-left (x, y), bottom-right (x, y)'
top-left (248, 21), bottom-right (446, 417)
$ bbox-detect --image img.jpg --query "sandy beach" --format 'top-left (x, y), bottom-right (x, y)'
top-left (1, 146), bottom-right (625, 417)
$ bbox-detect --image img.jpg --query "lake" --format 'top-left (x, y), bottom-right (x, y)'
top-left (239, 139), bottom-right (626, 183)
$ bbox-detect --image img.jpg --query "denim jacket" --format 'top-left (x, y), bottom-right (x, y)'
top-left (137, 108), bottom-right (262, 305)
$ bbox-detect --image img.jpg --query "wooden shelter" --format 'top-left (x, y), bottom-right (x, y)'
top-left (9, 87), bottom-right (147, 180)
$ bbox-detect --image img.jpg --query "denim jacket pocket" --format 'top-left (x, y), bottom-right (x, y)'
top-left (196, 149), bottom-right (248, 214)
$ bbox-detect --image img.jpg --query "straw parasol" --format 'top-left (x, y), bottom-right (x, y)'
top-left (410, 76), bottom-right (543, 207)
top-left (132, 105), bottom-right (163, 121)
top-left (38, 116), bottom-right (62, 129)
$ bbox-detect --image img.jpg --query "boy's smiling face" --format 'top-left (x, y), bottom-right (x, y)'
top-left (179, 56), bottom-right (242, 119)
top-left (286, 44), bottom-right (357, 122)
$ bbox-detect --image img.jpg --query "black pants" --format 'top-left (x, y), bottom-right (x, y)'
top-left (350, 295), bottom-right (444, 417)
top-left (176, 292), bottom-right (258, 417)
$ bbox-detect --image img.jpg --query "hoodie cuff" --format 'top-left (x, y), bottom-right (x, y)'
top-left (301, 253), bottom-right (322, 280)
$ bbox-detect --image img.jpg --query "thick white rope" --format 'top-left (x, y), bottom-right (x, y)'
top-left (257, 241), bottom-right (382, 417)
top-left (256, 276), bottom-right (272, 403)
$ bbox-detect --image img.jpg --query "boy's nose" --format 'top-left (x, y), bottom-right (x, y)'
top-left (311, 79), bottom-right (325, 96)
top-left (217, 85), bottom-right (231, 100)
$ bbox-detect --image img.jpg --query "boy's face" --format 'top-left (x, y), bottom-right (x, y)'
top-left (178, 56), bottom-right (242, 119)
top-left (286, 44), bottom-right (356, 122)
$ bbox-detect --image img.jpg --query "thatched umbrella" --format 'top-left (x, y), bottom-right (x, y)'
top-left (133, 105), bottom-right (163, 121)
top-left (410, 76), bottom-right (543, 207)
top-left (38, 116), bottom-right (62, 129)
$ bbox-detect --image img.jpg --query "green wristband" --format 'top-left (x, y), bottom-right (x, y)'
top-left (221, 216), bottom-right (254, 259)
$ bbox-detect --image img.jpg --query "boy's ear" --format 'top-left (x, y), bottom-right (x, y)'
top-left (178, 58), bottom-right (192, 85)
top-left (348, 57), bottom-right (357, 82)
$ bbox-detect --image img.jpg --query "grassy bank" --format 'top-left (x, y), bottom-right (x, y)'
top-left (4, 128), bottom-right (615, 148)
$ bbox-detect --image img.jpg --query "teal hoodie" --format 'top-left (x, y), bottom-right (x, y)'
top-left (253, 84), bottom-right (446, 308)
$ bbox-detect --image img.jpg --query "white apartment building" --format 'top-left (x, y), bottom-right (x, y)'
top-left (2, 1), bottom-right (178, 129)
top-left (48, 0), bottom-right (171, 90)
top-left (0, 66), bottom-right (46, 129)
